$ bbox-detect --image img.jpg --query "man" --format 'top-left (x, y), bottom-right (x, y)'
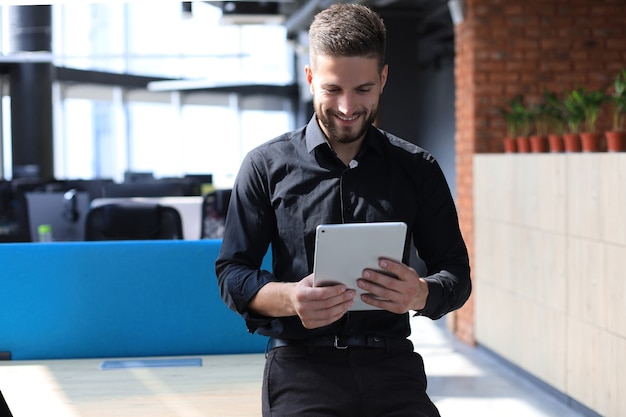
top-left (215, 3), bottom-right (471, 416)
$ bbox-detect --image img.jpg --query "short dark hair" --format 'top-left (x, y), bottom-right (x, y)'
top-left (309, 3), bottom-right (386, 70)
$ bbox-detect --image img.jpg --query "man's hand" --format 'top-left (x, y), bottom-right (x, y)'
top-left (248, 275), bottom-right (355, 329)
top-left (292, 275), bottom-right (356, 329)
top-left (357, 259), bottom-right (429, 314)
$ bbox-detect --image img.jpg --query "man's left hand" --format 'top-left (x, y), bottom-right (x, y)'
top-left (357, 259), bottom-right (429, 314)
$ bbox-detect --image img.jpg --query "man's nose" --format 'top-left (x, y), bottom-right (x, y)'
top-left (337, 93), bottom-right (357, 115)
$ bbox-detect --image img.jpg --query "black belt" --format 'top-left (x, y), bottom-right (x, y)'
top-left (268, 335), bottom-right (413, 352)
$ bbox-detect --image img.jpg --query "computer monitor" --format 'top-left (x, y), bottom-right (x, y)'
top-left (64, 178), bottom-right (114, 201)
top-left (184, 174), bottom-right (214, 195)
top-left (102, 181), bottom-right (189, 198)
top-left (25, 190), bottom-right (90, 242)
top-left (123, 171), bottom-right (154, 183)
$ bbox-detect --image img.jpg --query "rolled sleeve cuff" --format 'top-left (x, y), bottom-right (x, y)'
top-left (414, 280), bottom-right (443, 318)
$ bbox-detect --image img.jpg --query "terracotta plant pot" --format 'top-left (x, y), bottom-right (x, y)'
top-left (605, 131), bottom-right (626, 152)
top-left (563, 133), bottom-right (581, 152)
top-left (503, 137), bottom-right (517, 153)
top-left (548, 134), bottom-right (564, 153)
top-left (516, 136), bottom-right (530, 153)
top-left (580, 132), bottom-right (602, 152)
top-left (529, 135), bottom-right (548, 153)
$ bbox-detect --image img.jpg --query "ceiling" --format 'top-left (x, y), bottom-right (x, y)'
top-left (209, 0), bottom-right (457, 62)
top-left (205, 0), bottom-right (454, 66)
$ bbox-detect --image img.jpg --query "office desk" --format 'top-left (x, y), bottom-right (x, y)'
top-left (0, 353), bottom-right (265, 417)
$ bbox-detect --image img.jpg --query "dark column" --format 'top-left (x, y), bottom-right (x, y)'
top-left (8, 6), bottom-right (54, 181)
top-left (375, 10), bottom-right (421, 144)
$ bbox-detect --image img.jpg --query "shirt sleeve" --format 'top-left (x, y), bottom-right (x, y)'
top-left (412, 158), bottom-right (472, 320)
top-left (215, 151), bottom-right (277, 333)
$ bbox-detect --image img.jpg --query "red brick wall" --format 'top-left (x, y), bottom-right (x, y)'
top-left (452, 0), bottom-right (626, 345)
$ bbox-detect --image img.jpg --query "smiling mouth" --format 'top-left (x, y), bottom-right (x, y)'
top-left (336, 114), bottom-right (359, 121)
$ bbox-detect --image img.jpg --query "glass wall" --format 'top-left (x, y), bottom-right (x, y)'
top-left (52, 2), bottom-right (293, 83)
top-left (1, 2), bottom-right (295, 188)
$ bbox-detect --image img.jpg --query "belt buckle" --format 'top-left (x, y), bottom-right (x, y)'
top-left (334, 335), bottom-right (348, 350)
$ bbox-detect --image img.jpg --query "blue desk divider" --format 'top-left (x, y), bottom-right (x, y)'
top-left (0, 240), bottom-right (271, 360)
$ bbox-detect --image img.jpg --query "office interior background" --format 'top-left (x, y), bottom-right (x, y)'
top-left (1, 1), bottom-right (625, 416)
top-left (1, 2), bottom-right (298, 188)
top-left (0, 1), bottom-right (457, 190)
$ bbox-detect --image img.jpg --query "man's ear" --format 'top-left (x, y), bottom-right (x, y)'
top-left (305, 65), bottom-right (314, 94)
top-left (380, 64), bottom-right (389, 93)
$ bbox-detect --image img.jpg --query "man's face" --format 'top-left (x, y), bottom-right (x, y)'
top-left (306, 55), bottom-right (388, 145)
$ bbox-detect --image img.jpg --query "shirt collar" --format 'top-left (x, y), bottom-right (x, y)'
top-left (305, 115), bottom-right (330, 153)
top-left (304, 114), bottom-right (385, 157)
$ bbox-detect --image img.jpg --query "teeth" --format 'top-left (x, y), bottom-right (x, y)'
top-left (337, 115), bottom-right (358, 121)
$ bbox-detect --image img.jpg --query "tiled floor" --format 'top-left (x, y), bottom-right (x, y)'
top-left (410, 316), bottom-right (591, 417)
top-left (0, 317), bottom-right (594, 417)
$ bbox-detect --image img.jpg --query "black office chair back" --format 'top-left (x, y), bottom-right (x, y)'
top-left (84, 202), bottom-right (184, 241)
top-left (0, 181), bottom-right (32, 243)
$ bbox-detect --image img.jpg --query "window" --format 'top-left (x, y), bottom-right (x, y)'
top-left (2, 3), bottom-right (295, 186)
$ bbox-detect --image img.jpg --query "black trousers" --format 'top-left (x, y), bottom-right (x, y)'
top-left (262, 345), bottom-right (441, 417)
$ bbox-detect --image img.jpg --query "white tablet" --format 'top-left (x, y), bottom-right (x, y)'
top-left (312, 222), bottom-right (407, 311)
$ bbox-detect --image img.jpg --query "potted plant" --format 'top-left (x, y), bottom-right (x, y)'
top-left (499, 95), bottom-right (532, 153)
top-left (570, 86), bottom-right (608, 152)
top-left (606, 69), bottom-right (626, 152)
top-left (529, 101), bottom-right (550, 153)
top-left (562, 90), bottom-right (584, 152)
top-left (543, 90), bottom-right (565, 152)
top-left (510, 96), bottom-right (532, 153)
top-left (499, 96), bottom-right (521, 153)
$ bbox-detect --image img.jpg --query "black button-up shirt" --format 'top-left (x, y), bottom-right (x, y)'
top-left (215, 115), bottom-right (471, 340)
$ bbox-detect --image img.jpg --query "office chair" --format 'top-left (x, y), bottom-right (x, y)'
top-left (84, 202), bottom-right (184, 241)
top-left (0, 181), bottom-right (32, 243)
top-left (200, 189), bottom-right (231, 239)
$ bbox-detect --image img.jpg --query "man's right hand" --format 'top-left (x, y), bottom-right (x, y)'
top-left (249, 274), bottom-right (356, 329)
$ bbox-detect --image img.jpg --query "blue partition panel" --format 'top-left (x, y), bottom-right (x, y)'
top-left (0, 240), bottom-right (269, 360)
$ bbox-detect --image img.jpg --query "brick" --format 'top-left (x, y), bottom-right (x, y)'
top-left (491, 27), bottom-right (524, 39)
top-left (539, 60), bottom-right (572, 72)
top-left (476, 84), bottom-right (506, 96)
top-left (574, 16), bottom-right (606, 27)
top-left (540, 38), bottom-right (572, 50)
top-left (505, 61), bottom-right (539, 72)
top-left (508, 15), bottom-right (541, 27)
top-left (575, 60), bottom-right (610, 72)
top-left (570, 49), bottom-right (589, 60)
top-left (475, 60), bottom-right (506, 72)
top-left (512, 38), bottom-right (540, 50)
top-left (503, 4), bottom-right (524, 15)
top-left (560, 26), bottom-right (590, 38)
top-left (593, 27), bottom-right (624, 38)
top-left (607, 38), bottom-right (626, 50)
top-left (488, 71), bottom-right (520, 83)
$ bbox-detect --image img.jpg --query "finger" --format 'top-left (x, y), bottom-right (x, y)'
top-left (360, 269), bottom-right (402, 293)
top-left (294, 286), bottom-right (355, 315)
top-left (357, 275), bottom-right (398, 301)
top-left (360, 293), bottom-right (405, 314)
top-left (377, 258), bottom-right (418, 281)
top-left (299, 298), bottom-right (354, 329)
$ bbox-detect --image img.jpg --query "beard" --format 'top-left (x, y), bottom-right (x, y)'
top-left (315, 103), bottom-right (379, 144)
